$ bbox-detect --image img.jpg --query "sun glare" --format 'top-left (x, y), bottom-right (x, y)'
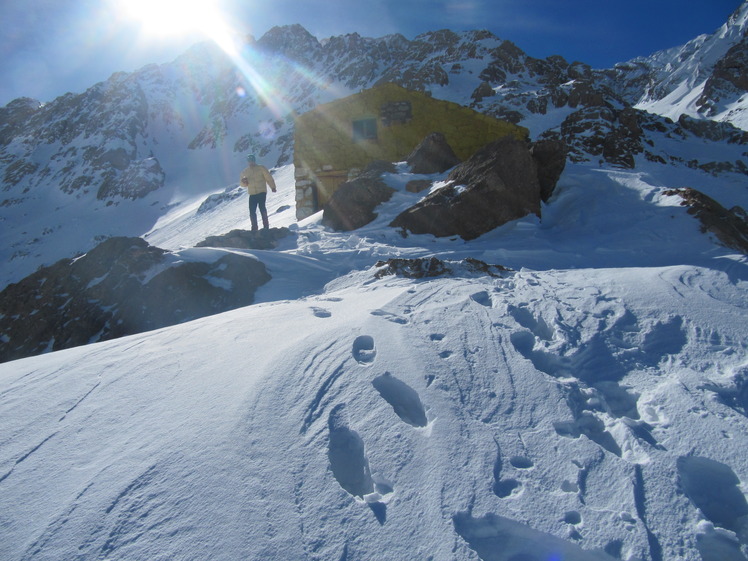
top-left (116, 0), bottom-right (226, 39)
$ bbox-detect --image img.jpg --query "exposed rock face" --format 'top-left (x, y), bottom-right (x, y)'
top-left (530, 137), bottom-right (568, 202)
top-left (196, 228), bottom-right (293, 250)
top-left (664, 188), bottom-right (748, 254)
top-left (197, 186), bottom-right (246, 214)
top-left (0, 237), bottom-right (271, 362)
top-left (374, 257), bottom-right (511, 279)
top-left (549, 105), bottom-right (748, 173)
top-left (322, 174), bottom-right (396, 231)
top-left (390, 136), bottom-right (566, 240)
top-left (406, 132), bottom-right (462, 174)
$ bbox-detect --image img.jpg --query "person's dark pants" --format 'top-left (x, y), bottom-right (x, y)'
top-left (249, 192), bottom-right (269, 230)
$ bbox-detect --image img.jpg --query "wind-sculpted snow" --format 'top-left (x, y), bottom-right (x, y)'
top-left (2, 249), bottom-right (746, 560)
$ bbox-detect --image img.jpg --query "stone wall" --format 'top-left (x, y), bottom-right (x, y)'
top-left (293, 83), bottom-right (528, 219)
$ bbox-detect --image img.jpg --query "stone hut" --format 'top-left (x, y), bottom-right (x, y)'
top-left (293, 83), bottom-right (528, 220)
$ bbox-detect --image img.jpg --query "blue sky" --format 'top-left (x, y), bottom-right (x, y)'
top-left (0, 0), bottom-right (742, 106)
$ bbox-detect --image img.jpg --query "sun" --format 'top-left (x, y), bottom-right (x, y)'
top-left (116, 0), bottom-right (226, 39)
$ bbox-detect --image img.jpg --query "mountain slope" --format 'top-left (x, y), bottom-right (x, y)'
top-left (2, 6), bottom-right (747, 289)
top-left (606, 1), bottom-right (748, 128)
top-left (1, 162), bottom-right (747, 560)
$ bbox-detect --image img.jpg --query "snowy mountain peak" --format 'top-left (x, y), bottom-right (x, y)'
top-left (609, 0), bottom-right (748, 128)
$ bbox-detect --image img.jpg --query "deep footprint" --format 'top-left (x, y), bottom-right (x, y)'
top-left (327, 405), bottom-right (375, 498)
top-left (352, 335), bottom-right (376, 364)
top-left (371, 372), bottom-right (428, 427)
top-left (677, 456), bottom-right (748, 536)
top-left (470, 291), bottom-right (492, 307)
top-left (453, 512), bottom-right (617, 561)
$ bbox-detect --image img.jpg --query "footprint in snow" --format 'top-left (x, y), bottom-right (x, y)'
top-left (352, 335), bottom-right (376, 365)
top-left (372, 372), bottom-right (428, 428)
top-left (327, 405), bottom-right (391, 525)
top-left (311, 307), bottom-right (331, 318)
top-left (492, 443), bottom-right (523, 499)
top-left (327, 405), bottom-right (374, 499)
top-left (507, 304), bottom-right (554, 341)
top-left (469, 290), bottom-right (493, 307)
top-left (509, 456), bottom-right (534, 469)
top-left (677, 455), bottom-right (748, 538)
top-left (453, 512), bottom-right (618, 561)
top-left (370, 309), bottom-right (408, 324)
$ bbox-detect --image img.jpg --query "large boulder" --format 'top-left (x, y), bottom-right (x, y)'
top-left (0, 236), bottom-right (271, 362)
top-left (197, 227), bottom-right (292, 250)
top-left (322, 174), bottom-right (396, 231)
top-left (531, 137), bottom-right (568, 202)
top-left (390, 136), bottom-right (562, 240)
top-left (406, 132), bottom-right (461, 174)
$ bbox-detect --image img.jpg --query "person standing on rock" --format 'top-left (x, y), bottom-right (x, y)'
top-left (240, 153), bottom-right (276, 231)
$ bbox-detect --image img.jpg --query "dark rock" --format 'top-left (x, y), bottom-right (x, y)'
top-left (390, 136), bottom-right (542, 240)
top-left (0, 236), bottom-right (271, 362)
top-left (471, 81), bottom-right (496, 103)
top-left (197, 186), bottom-right (245, 214)
top-left (375, 257), bottom-right (450, 279)
top-left (697, 33), bottom-right (748, 115)
top-left (676, 114), bottom-right (748, 144)
top-left (531, 138), bottom-right (567, 202)
top-left (374, 257), bottom-right (511, 279)
top-left (406, 132), bottom-right (461, 174)
top-left (322, 175), bottom-right (396, 231)
top-left (664, 188), bottom-right (748, 254)
top-left (567, 82), bottom-right (610, 108)
top-left (196, 227), bottom-right (293, 249)
top-left (364, 160), bottom-right (397, 175)
top-left (558, 106), bottom-right (642, 168)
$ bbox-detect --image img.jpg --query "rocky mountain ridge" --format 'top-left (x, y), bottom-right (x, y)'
top-left (1, 3), bottom-right (747, 289)
top-left (603, 1), bottom-right (748, 127)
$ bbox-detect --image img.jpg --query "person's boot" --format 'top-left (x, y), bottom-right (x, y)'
top-left (261, 211), bottom-right (269, 230)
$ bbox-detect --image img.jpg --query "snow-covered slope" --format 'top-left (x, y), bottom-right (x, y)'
top-left (607, 1), bottom-right (748, 129)
top-left (1, 155), bottom-right (747, 560)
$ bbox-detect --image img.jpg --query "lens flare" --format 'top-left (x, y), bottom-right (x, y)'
top-left (115, 0), bottom-right (225, 38)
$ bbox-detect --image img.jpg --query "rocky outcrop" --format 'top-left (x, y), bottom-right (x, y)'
top-left (664, 188), bottom-right (748, 254)
top-left (549, 105), bottom-right (748, 172)
top-left (390, 136), bottom-right (566, 240)
top-left (406, 132), bottom-right (461, 174)
top-left (197, 186), bottom-right (246, 214)
top-left (322, 174), bottom-right (396, 231)
top-left (197, 227), bottom-right (293, 250)
top-left (0, 237), bottom-right (271, 362)
top-left (374, 257), bottom-right (511, 279)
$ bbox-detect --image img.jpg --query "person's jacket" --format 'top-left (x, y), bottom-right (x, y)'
top-left (240, 164), bottom-right (276, 195)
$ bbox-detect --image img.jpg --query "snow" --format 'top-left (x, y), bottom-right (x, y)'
top-left (1, 154), bottom-right (747, 561)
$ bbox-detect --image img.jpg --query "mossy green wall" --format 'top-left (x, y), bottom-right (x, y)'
top-left (294, 83), bottom-right (528, 172)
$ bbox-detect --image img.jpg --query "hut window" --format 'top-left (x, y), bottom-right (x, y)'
top-left (352, 118), bottom-right (377, 141)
